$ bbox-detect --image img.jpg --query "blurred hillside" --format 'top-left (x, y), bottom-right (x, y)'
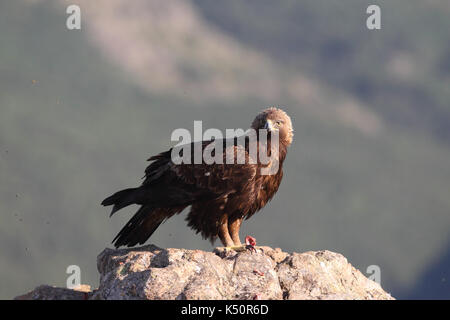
top-left (195, 0), bottom-right (450, 142)
top-left (1, 0), bottom-right (450, 299)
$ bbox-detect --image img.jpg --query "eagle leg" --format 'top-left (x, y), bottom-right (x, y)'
top-left (218, 217), bottom-right (234, 247)
top-left (228, 217), bottom-right (243, 246)
top-left (217, 217), bottom-right (257, 252)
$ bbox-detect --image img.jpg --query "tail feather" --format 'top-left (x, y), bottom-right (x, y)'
top-left (101, 187), bottom-right (139, 216)
top-left (103, 186), bottom-right (190, 247)
top-left (112, 206), bottom-right (164, 248)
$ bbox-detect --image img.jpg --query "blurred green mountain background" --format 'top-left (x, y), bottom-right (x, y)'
top-left (1, 0), bottom-right (450, 299)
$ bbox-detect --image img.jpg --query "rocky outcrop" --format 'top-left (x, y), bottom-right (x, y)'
top-left (15, 284), bottom-right (91, 300)
top-left (15, 245), bottom-right (394, 300)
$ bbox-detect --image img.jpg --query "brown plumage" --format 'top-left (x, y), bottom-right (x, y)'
top-left (102, 107), bottom-right (293, 248)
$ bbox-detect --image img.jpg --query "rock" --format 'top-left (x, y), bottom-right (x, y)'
top-left (14, 284), bottom-right (91, 300)
top-left (276, 250), bottom-right (390, 299)
top-left (16, 245), bottom-right (394, 300)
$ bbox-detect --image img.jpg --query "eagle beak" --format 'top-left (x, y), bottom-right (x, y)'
top-left (264, 119), bottom-right (276, 132)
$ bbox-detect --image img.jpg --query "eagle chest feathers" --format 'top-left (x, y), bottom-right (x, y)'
top-left (253, 169), bottom-right (284, 214)
top-left (102, 107), bottom-right (293, 248)
top-left (222, 169), bottom-right (283, 217)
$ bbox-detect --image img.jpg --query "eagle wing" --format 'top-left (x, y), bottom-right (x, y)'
top-left (144, 139), bottom-right (258, 199)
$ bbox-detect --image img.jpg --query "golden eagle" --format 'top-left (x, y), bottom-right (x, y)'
top-left (102, 107), bottom-right (293, 249)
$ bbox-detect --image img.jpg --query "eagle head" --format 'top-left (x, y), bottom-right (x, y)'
top-left (251, 107), bottom-right (294, 146)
